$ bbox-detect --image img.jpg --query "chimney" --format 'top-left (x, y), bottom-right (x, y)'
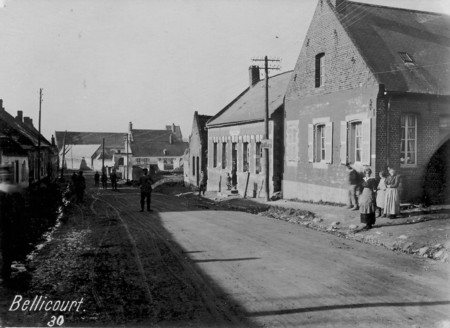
top-left (330, 0), bottom-right (347, 12)
top-left (249, 65), bottom-right (260, 87)
top-left (51, 135), bottom-right (55, 146)
top-left (24, 117), bottom-right (34, 128)
top-left (129, 121), bottom-right (133, 132)
top-left (172, 123), bottom-right (176, 133)
top-left (16, 111), bottom-right (23, 123)
top-left (0, 99), bottom-right (4, 111)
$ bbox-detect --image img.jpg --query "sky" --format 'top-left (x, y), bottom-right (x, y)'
top-left (0, 0), bottom-right (449, 140)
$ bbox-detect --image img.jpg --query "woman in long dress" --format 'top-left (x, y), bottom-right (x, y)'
top-left (376, 170), bottom-right (387, 217)
top-left (359, 167), bottom-right (377, 230)
top-left (384, 167), bottom-right (401, 218)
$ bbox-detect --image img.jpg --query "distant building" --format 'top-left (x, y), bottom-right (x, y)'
top-left (283, 0), bottom-right (450, 204)
top-left (185, 111), bottom-right (212, 187)
top-left (54, 131), bottom-right (126, 175)
top-left (206, 67), bottom-right (291, 197)
top-left (127, 122), bottom-right (188, 180)
top-left (0, 100), bottom-right (57, 185)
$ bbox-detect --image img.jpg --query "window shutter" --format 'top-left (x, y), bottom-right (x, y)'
top-left (307, 124), bottom-right (314, 163)
top-left (325, 122), bottom-right (333, 164)
top-left (340, 121), bottom-right (348, 164)
top-left (362, 118), bottom-right (371, 165)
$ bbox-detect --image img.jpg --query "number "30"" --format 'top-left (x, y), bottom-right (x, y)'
top-left (47, 315), bottom-right (64, 327)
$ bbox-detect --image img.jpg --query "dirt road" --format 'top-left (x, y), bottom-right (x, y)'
top-left (99, 188), bottom-right (450, 328)
top-left (2, 185), bottom-right (449, 327)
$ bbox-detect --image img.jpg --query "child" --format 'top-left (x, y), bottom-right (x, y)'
top-left (376, 170), bottom-right (387, 217)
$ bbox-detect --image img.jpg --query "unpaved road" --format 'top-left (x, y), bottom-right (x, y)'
top-left (2, 185), bottom-right (449, 328)
top-left (101, 188), bottom-right (450, 328)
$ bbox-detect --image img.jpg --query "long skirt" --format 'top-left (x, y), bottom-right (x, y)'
top-left (384, 188), bottom-right (400, 215)
top-left (359, 188), bottom-right (376, 225)
top-left (376, 189), bottom-right (386, 209)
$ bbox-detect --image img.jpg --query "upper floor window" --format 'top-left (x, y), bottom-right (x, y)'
top-left (315, 53), bottom-right (325, 88)
top-left (400, 114), bottom-right (417, 166)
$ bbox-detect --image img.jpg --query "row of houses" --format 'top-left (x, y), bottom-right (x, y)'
top-left (185, 0), bottom-right (450, 205)
top-left (0, 100), bottom-right (58, 187)
top-left (54, 122), bottom-right (188, 179)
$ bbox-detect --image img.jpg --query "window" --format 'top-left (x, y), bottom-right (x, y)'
top-left (255, 142), bottom-right (262, 174)
top-left (315, 53), bottom-right (325, 87)
top-left (136, 158), bottom-right (141, 164)
top-left (340, 118), bottom-right (371, 165)
top-left (213, 143), bottom-right (218, 168)
top-left (243, 142), bottom-right (249, 172)
top-left (401, 114), bottom-right (417, 166)
top-left (308, 120), bottom-right (332, 164)
top-left (314, 124), bottom-right (326, 162)
top-left (163, 158), bottom-right (174, 170)
top-left (222, 142), bottom-right (227, 169)
top-left (349, 121), bottom-right (362, 163)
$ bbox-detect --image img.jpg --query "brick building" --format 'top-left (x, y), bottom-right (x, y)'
top-left (185, 111), bottom-right (212, 187)
top-left (206, 67), bottom-right (291, 197)
top-left (283, 0), bottom-right (450, 204)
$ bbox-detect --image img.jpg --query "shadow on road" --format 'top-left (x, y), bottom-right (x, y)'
top-left (246, 300), bottom-right (450, 317)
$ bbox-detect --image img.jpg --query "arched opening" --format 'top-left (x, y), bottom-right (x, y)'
top-left (423, 139), bottom-right (450, 205)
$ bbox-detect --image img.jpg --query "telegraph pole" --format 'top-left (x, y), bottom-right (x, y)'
top-left (37, 88), bottom-right (43, 183)
top-left (60, 130), bottom-right (67, 180)
top-left (251, 56), bottom-right (281, 201)
top-left (102, 138), bottom-right (105, 175)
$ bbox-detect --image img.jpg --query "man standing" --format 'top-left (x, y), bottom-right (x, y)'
top-left (198, 170), bottom-right (207, 196)
top-left (75, 171), bottom-right (86, 203)
top-left (110, 170), bottom-right (118, 191)
top-left (94, 171), bottom-right (100, 188)
top-left (138, 168), bottom-right (154, 212)
top-left (346, 163), bottom-right (360, 210)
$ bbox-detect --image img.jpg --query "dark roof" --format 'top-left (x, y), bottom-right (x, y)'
top-left (0, 134), bottom-right (28, 156)
top-left (207, 71), bottom-right (292, 127)
top-left (165, 124), bottom-right (183, 140)
top-left (337, 1), bottom-right (450, 95)
top-left (54, 131), bottom-right (125, 150)
top-left (195, 113), bottom-right (213, 145)
top-left (0, 108), bottom-right (52, 149)
top-left (130, 129), bottom-right (188, 157)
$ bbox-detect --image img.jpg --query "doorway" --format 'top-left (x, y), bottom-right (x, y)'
top-left (423, 139), bottom-right (450, 205)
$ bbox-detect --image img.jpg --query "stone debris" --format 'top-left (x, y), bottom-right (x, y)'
top-left (348, 224), bottom-right (358, 230)
top-left (398, 235), bottom-right (408, 240)
top-left (418, 247), bottom-right (429, 256)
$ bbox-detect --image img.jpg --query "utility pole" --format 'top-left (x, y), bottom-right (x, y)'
top-left (126, 135), bottom-right (129, 181)
top-left (102, 138), bottom-right (105, 175)
top-left (60, 130), bottom-right (67, 180)
top-left (37, 88), bottom-right (43, 184)
top-left (251, 56), bottom-right (281, 201)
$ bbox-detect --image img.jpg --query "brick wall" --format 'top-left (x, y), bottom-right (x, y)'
top-left (283, 0), bottom-right (378, 202)
top-left (207, 109), bottom-right (283, 197)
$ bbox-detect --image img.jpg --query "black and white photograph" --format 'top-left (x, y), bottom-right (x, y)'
top-left (1, 0), bottom-right (450, 327)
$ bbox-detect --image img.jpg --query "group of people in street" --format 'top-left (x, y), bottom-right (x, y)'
top-left (346, 164), bottom-right (402, 230)
top-left (94, 170), bottom-right (118, 190)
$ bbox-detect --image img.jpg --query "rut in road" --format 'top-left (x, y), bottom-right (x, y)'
top-left (94, 190), bottom-right (251, 327)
